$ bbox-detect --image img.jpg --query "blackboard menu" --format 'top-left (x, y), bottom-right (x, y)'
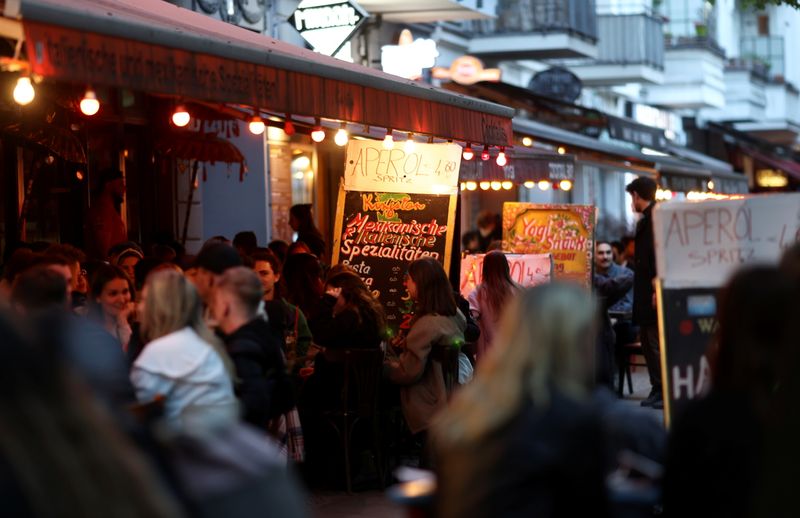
top-left (658, 285), bottom-right (718, 426)
top-left (331, 188), bottom-right (455, 336)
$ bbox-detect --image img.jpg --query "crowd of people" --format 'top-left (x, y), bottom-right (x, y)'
top-left (2, 183), bottom-right (800, 517)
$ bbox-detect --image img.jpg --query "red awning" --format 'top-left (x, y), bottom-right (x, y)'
top-left (17, 0), bottom-right (513, 146)
top-left (746, 148), bottom-right (800, 181)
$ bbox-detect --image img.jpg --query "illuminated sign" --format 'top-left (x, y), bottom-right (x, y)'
top-left (380, 30), bottom-right (438, 80)
top-left (288, 0), bottom-right (368, 56)
top-left (756, 169), bottom-right (788, 188)
top-left (431, 56), bottom-right (501, 85)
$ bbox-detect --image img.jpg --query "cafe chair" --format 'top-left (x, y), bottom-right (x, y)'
top-left (429, 345), bottom-right (460, 400)
top-left (322, 347), bottom-right (386, 493)
top-left (617, 341), bottom-right (647, 397)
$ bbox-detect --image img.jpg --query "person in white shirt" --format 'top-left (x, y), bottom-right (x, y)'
top-left (131, 269), bottom-right (238, 432)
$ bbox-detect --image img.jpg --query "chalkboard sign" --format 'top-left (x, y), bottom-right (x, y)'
top-left (658, 284), bottom-right (718, 427)
top-left (331, 187), bottom-right (457, 335)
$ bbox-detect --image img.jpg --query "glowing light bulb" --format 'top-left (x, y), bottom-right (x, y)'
top-left (557, 146), bottom-right (566, 155)
top-left (383, 131), bottom-right (394, 149)
top-left (481, 146), bottom-right (490, 161)
top-left (460, 182), bottom-right (466, 191)
top-left (538, 180), bottom-right (551, 191)
top-left (559, 179), bottom-right (573, 191)
top-left (334, 124), bottom-right (349, 146)
top-left (13, 77), bottom-right (35, 105)
top-left (490, 181), bottom-right (502, 191)
top-left (172, 105), bottom-right (190, 127)
top-left (479, 181), bottom-right (490, 190)
top-left (524, 181), bottom-right (535, 189)
top-left (311, 126), bottom-right (326, 143)
top-left (522, 136), bottom-right (533, 147)
top-left (248, 116), bottom-right (266, 135)
top-left (404, 134), bottom-right (416, 153)
top-left (707, 180), bottom-right (715, 191)
top-left (466, 181), bottom-right (478, 191)
top-left (462, 145), bottom-right (474, 161)
top-left (502, 180), bottom-right (513, 190)
top-left (79, 89), bottom-right (100, 116)
top-left (496, 150), bottom-right (507, 167)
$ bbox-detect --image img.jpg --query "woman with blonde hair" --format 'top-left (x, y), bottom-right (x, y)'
top-left (433, 283), bottom-right (609, 518)
top-left (131, 269), bottom-right (237, 431)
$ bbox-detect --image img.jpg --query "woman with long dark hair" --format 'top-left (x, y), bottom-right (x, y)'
top-left (89, 263), bottom-right (135, 351)
top-left (468, 251), bottom-right (520, 361)
top-left (289, 204), bottom-right (326, 261)
top-left (385, 258), bottom-right (465, 438)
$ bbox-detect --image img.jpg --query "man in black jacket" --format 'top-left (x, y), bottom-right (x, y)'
top-left (625, 177), bottom-right (663, 409)
top-left (211, 267), bottom-right (294, 428)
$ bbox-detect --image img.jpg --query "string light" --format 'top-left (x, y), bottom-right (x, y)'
top-left (501, 180), bottom-right (514, 190)
top-left (524, 181), bottom-right (535, 188)
top-left (707, 179), bottom-right (715, 191)
top-left (522, 136), bottom-right (533, 147)
top-left (79, 88), bottom-right (100, 116)
top-left (496, 148), bottom-right (507, 167)
top-left (248, 116), bottom-right (266, 135)
top-left (557, 146), bottom-right (566, 155)
top-left (465, 181), bottom-right (478, 191)
top-left (311, 118), bottom-right (325, 142)
top-left (404, 133), bottom-right (416, 153)
top-left (490, 181), bottom-right (502, 191)
top-left (383, 129), bottom-right (394, 149)
top-left (538, 180), bottom-right (551, 191)
top-left (284, 115), bottom-right (296, 136)
top-left (481, 145), bottom-right (490, 161)
top-left (479, 181), bottom-right (490, 190)
top-left (462, 144), bottom-right (474, 161)
top-left (171, 105), bottom-right (190, 127)
top-left (460, 182), bottom-right (466, 191)
top-left (559, 180), bottom-right (573, 191)
top-left (13, 76), bottom-right (35, 105)
top-left (334, 122), bottom-right (349, 146)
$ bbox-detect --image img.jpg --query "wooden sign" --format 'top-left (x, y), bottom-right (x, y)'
top-left (501, 203), bottom-right (595, 287)
top-left (459, 253), bottom-right (553, 298)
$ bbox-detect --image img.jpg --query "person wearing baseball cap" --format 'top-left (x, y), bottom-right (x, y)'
top-left (190, 243), bottom-right (243, 305)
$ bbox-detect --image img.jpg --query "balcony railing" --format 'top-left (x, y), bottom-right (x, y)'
top-left (740, 36), bottom-right (785, 80)
top-left (663, 35), bottom-right (725, 58)
top-left (594, 13), bottom-right (664, 68)
top-left (470, 0), bottom-right (598, 41)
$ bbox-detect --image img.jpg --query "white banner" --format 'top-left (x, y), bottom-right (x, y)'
top-left (459, 253), bottom-right (553, 297)
top-left (343, 141), bottom-right (462, 195)
top-left (654, 193), bottom-right (800, 288)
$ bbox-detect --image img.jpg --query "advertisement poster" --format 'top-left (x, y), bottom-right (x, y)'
top-left (657, 285), bottom-right (718, 427)
top-left (501, 203), bottom-right (595, 287)
top-left (459, 253), bottom-right (553, 298)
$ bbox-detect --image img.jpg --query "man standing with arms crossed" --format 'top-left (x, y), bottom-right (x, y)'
top-left (626, 177), bottom-right (662, 409)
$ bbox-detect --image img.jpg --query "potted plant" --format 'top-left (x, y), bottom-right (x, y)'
top-left (694, 22), bottom-right (708, 37)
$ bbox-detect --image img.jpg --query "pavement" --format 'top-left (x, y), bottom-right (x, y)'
top-left (311, 363), bottom-right (662, 518)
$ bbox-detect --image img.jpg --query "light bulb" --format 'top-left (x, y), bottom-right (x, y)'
top-left (334, 124), bottom-right (349, 146)
top-left (524, 181), bottom-right (535, 189)
top-left (522, 136), bottom-right (533, 147)
top-left (496, 150), bottom-right (507, 167)
top-left (538, 180), bottom-right (551, 191)
top-left (490, 181), bottom-right (502, 191)
top-left (13, 77), bottom-right (35, 105)
top-left (557, 146), bottom-right (566, 155)
top-left (707, 180), bottom-right (715, 191)
top-left (502, 180), bottom-right (513, 190)
top-left (311, 126), bottom-right (325, 142)
top-left (462, 145), bottom-right (474, 161)
top-left (466, 181), bottom-right (478, 191)
top-left (172, 105), bottom-right (190, 127)
top-left (559, 179), bottom-right (573, 191)
top-left (481, 146), bottom-right (490, 161)
top-left (460, 182), bottom-right (466, 191)
top-left (404, 134), bottom-right (416, 153)
top-left (248, 116), bottom-right (266, 135)
top-left (80, 89), bottom-right (100, 116)
top-left (479, 181), bottom-right (490, 190)
top-left (383, 130), bottom-right (394, 150)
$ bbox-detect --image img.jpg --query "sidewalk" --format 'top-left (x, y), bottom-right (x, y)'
top-left (312, 367), bottom-right (663, 517)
